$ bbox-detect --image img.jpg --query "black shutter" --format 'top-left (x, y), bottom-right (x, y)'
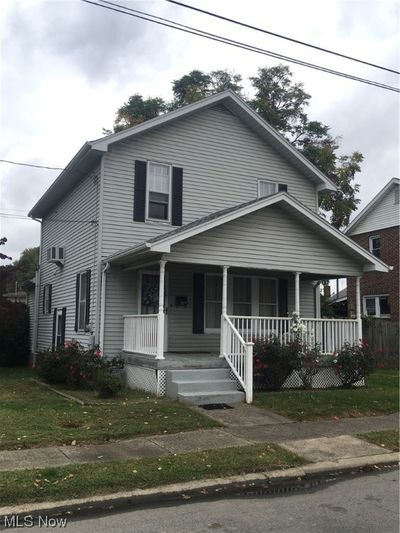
top-left (133, 160), bottom-right (147, 222)
top-left (278, 183), bottom-right (288, 192)
top-left (74, 274), bottom-right (80, 332)
top-left (48, 284), bottom-right (52, 314)
top-left (278, 279), bottom-right (289, 317)
top-left (52, 308), bottom-right (57, 350)
top-left (42, 286), bottom-right (46, 314)
top-left (60, 307), bottom-right (67, 345)
top-left (171, 167), bottom-right (183, 226)
top-left (193, 273), bottom-right (205, 334)
top-left (85, 270), bottom-right (91, 326)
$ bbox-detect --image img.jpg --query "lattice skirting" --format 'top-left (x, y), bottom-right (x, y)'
top-left (282, 367), bottom-right (364, 389)
top-left (125, 365), bottom-right (167, 396)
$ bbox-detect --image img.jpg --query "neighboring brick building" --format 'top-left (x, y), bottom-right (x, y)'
top-left (347, 178), bottom-right (399, 322)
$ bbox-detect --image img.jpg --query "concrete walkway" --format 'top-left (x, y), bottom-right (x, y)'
top-left (0, 406), bottom-right (397, 472)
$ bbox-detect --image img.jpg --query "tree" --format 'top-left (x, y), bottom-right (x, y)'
top-left (0, 237), bottom-right (11, 261)
top-left (105, 65), bottom-right (361, 228)
top-left (12, 247), bottom-right (39, 287)
top-left (170, 69), bottom-right (243, 108)
top-left (105, 94), bottom-right (167, 134)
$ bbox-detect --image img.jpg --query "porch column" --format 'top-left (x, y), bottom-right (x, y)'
top-left (294, 272), bottom-right (301, 316)
top-left (356, 275), bottom-right (362, 343)
top-left (220, 265), bottom-right (229, 357)
top-left (156, 260), bottom-right (167, 360)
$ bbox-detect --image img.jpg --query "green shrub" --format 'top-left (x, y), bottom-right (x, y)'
top-left (297, 345), bottom-right (322, 389)
top-left (0, 300), bottom-right (29, 367)
top-left (333, 341), bottom-right (377, 388)
top-left (94, 371), bottom-right (123, 398)
top-left (253, 336), bottom-right (302, 391)
top-left (36, 342), bottom-right (105, 388)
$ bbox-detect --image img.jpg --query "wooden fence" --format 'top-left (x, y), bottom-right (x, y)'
top-left (363, 320), bottom-right (399, 367)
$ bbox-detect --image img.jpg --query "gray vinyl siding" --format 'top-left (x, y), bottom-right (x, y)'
top-left (103, 267), bottom-right (138, 358)
top-left (167, 205), bottom-right (363, 277)
top-left (348, 184), bottom-right (400, 235)
top-left (37, 168), bottom-right (100, 350)
top-left (101, 105), bottom-right (318, 258)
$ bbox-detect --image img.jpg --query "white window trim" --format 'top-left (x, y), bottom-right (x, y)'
top-left (204, 273), bottom-right (279, 333)
top-left (77, 271), bottom-right (88, 332)
top-left (145, 161), bottom-right (172, 224)
top-left (363, 294), bottom-right (390, 318)
top-left (257, 179), bottom-right (281, 198)
top-left (368, 235), bottom-right (380, 257)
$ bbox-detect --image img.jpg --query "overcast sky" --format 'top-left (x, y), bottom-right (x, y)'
top-left (0, 0), bottom-right (399, 262)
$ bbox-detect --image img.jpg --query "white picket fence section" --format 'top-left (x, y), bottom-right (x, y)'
top-left (301, 318), bottom-right (359, 355)
top-left (221, 315), bottom-right (253, 403)
top-left (123, 314), bottom-right (158, 356)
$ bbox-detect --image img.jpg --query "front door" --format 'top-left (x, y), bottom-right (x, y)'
top-left (139, 272), bottom-right (168, 351)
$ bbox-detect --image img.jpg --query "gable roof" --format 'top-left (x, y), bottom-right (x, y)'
top-left (345, 177), bottom-right (400, 235)
top-left (107, 192), bottom-right (390, 273)
top-left (29, 90), bottom-right (336, 218)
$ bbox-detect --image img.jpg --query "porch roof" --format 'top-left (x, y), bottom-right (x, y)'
top-left (106, 192), bottom-right (390, 274)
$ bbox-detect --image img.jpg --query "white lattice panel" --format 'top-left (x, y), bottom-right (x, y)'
top-left (157, 370), bottom-right (167, 396)
top-left (282, 368), bottom-right (364, 389)
top-left (125, 366), bottom-right (158, 395)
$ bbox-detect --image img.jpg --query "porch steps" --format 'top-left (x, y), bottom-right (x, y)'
top-left (165, 368), bottom-right (244, 405)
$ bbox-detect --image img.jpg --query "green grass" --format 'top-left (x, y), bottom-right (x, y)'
top-left (357, 429), bottom-right (399, 452)
top-left (0, 443), bottom-right (306, 506)
top-left (254, 369), bottom-right (399, 421)
top-left (0, 368), bottom-right (219, 451)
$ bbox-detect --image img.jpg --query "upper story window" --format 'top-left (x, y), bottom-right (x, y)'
top-left (258, 180), bottom-right (287, 198)
top-left (363, 295), bottom-right (390, 318)
top-left (369, 235), bottom-right (381, 258)
top-left (147, 162), bottom-right (171, 222)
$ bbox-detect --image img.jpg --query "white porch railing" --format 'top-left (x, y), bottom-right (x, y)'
top-left (230, 315), bottom-right (359, 355)
top-left (221, 315), bottom-right (253, 403)
top-left (230, 316), bottom-right (293, 345)
top-left (301, 318), bottom-right (359, 355)
top-left (123, 314), bottom-right (158, 356)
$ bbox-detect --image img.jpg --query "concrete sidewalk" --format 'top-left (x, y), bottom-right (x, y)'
top-left (0, 406), bottom-right (397, 472)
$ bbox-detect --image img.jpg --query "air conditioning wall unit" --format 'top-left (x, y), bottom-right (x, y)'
top-left (47, 246), bottom-right (65, 266)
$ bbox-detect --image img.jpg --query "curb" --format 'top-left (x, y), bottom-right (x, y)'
top-left (0, 453), bottom-right (398, 521)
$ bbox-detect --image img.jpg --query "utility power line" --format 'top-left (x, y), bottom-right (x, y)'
top-left (0, 159), bottom-right (64, 171)
top-left (81, 0), bottom-right (399, 92)
top-left (166, 0), bottom-right (399, 75)
top-left (0, 213), bottom-right (98, 224)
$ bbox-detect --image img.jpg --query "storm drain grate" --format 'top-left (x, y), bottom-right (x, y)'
top-left (199, 403), bottom-right (234, 410)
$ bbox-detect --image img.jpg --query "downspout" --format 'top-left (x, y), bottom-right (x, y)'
top-left (99, 262), bottom-right (110, 354)
top-left (30, 217), bottom-right (42, 366)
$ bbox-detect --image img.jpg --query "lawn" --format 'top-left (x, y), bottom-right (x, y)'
top-left (0, 443), bottom-right (306, 506)
top-left (357, 429), bottom-right (399, 452)
top-left (0, 368), bottom-right (219, 451)
top-left (254, 369), bottom-right (399, 421)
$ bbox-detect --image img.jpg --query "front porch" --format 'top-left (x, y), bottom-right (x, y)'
top-left (120, 260), bottom-right (362, 404)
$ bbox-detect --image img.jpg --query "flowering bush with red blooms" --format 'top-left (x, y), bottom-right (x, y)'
top-left (332, 340), bottom-right (377, 388)
top-left (36, 342), bottom-right (106, 389)
top-left (253, 336), bottom-right (302, 391)
top-left (298, 345), bottom-right (322, 389)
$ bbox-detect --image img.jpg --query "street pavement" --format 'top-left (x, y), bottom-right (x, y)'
top-left (28, 469), bottom-right (399, 533)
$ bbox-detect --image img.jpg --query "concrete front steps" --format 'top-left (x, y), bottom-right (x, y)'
top-left (165, 368), bottom-right (244, 405)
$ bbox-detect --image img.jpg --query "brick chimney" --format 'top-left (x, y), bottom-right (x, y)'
top-left (323, 285), bottom-right (331, 298)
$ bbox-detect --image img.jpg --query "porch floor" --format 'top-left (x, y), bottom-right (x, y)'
top-left (122, 351), bottom-right (228, 370)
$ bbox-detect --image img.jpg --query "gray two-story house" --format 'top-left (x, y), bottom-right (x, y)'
top-left (29, 91), bottom-right (388, 403)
